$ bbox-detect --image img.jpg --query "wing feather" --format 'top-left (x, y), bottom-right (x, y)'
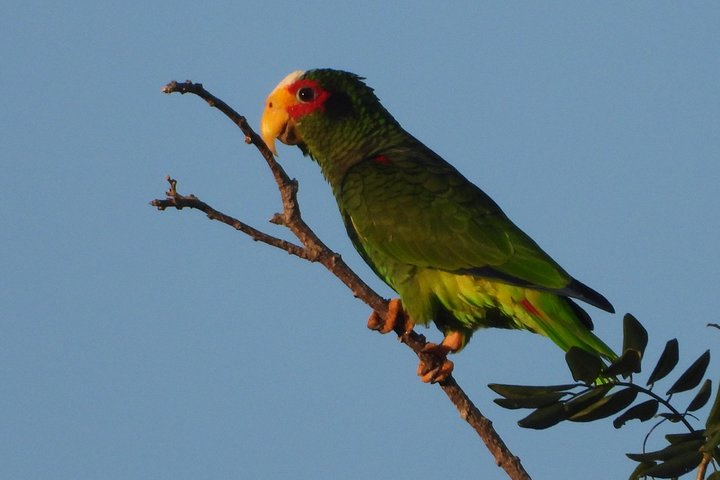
top-left (339, 144), bottom-right (613, 312)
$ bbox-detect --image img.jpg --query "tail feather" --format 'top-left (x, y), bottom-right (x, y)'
top-left (521, 290), bottom-right (617, 362)
top-left (561, 279), bottom-right (615, 314)
top-left (566, 298), bottom-right (594, 330)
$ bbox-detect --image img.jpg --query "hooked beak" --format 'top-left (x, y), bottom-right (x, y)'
top-left (260, 70), bottom-right (304, 155)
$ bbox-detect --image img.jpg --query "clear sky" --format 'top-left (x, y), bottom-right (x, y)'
top-left (2, 2), bottom-right (719, 479)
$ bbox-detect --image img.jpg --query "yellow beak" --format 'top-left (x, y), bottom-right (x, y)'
top-left (260, 70), bottom-right (305, 155)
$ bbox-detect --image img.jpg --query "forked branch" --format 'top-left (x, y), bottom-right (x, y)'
top-left (153, 80), bottom-right (531, 480)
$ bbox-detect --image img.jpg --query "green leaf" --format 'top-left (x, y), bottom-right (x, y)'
top-left (703, 429), bottom-right (720, 457)
top-left (569, 387), bottom-right (638, 423)
top-left (517, 402), bottom-right (568, 430)
top-left (487, 383), bottom-right (576, 399)
top-left (604, 350), bottom-right (642, 377)
top-left (666, 350), bottom-right (711, 395)
top-left (707, 471), bottom-right (720, 480)
top-left (646, 339), bottom-right (679, 386)
top-left (613, 399), bottom-right (659, 428)
top-left (705, 381), bottom-right (720, 430)
top-left (493, 391), bottom-right (567, 409)
top-left (622, 313), bottom-right (648, 358)
top-left (666, 430), bottom-right (705, 445)
top-left (641, 450), bottom-right (703, 478)
top-left (562, 384), bottom-right (613, 416)
top-left (627, 461), bottom-right (655, 480)
top-left (687, 379), bottom-right (713, 412)
top-left (626, 439), bottom-right (704, 462)
top-left (565, 347), bottom-right (604, 384)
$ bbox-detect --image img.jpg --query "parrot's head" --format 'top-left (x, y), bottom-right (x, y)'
top-left (260, 69), bottom-right (401, 163)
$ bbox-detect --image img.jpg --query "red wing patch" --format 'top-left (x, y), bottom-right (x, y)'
top-left (520, 298), bottom-right (542, 317)
top-left (372, 154), bottom-right (391, 165)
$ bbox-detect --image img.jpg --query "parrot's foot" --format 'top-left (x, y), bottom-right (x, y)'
top-left (417, 353), bottom-right (454, 383)
top-left (417, 331), bottom-right (464, 384)
top-left (367, 298), bottom-right (413, 335)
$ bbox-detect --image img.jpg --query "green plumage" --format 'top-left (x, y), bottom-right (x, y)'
top-left (282, 69), bottom-right (615, 360)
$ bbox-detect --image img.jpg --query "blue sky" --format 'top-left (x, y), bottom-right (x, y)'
top-left (2, 2), bottom-right (719, 479)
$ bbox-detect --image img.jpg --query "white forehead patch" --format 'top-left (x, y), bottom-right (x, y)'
top-left (271, 70), bottom-right (305, 94)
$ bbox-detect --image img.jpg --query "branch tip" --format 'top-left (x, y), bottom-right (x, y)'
top-left (161, 82), bottom-right (173, 94)
top-left (269, 213), bottom-right (285, 226)
top-left (165, 176), bottom-right (178, 195)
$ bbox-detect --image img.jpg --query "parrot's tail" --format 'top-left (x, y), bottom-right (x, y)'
top-left (518, 289), bottom-right (617, 363)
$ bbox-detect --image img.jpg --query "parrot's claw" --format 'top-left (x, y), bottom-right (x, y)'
top-left (367, 298), bottom-right (413, 335)
top-left (416, 331), bottom-right (464, 383)
top-left (417, 342), bottom-right (455, 383)
top-left (368, 302), bottom-right (462, 383)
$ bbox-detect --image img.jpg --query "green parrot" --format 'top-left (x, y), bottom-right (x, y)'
top-left (261, 69), bottom-right (616, 381)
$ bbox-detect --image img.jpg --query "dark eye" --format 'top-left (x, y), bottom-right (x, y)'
top-left (297, 87), bottom-right (315, 103)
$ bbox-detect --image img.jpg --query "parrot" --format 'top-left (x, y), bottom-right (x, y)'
top-left (260, 68), bottom-right (616, 382)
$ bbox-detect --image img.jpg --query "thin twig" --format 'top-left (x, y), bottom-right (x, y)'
top-left (696, 452), bottom-right (712, 480)
top-left (151, 177), bottom-right (311, 260)
top-left (155, 80), bottom-right (531, 480)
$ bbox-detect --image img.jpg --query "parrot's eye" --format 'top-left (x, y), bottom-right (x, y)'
top-left (296, 87), bottom-right (316, 103)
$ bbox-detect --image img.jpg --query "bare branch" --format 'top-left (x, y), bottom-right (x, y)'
top-left (151, 176), bottom-right (310, 260)
top-left (155, 80), bottom-right (531, 480)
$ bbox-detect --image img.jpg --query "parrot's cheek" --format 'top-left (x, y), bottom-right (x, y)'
top-left (278, 119), bottom-right (302, 146)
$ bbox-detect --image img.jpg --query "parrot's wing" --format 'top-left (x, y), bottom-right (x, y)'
top-left (341, 148), bottom-right (614, 313)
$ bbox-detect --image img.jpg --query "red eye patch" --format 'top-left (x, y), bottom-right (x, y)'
top-left (286, 79), bottom-right (330, 120)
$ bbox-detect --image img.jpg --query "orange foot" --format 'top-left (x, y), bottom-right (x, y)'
top-left (417, 331), bottom-right (464, 383)
top-left (367, 298), bottom-right (413, 335)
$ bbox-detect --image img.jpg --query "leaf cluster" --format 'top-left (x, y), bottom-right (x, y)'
top-left (489, 314), bottom-right (720, 479)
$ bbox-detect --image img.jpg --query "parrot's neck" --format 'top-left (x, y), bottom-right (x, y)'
top-left (300, 113), bottom-right (408, 196)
